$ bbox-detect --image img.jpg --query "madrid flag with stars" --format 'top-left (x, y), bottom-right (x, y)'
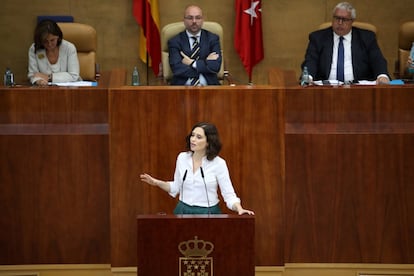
top-left (234, 0), bottom-right (264, 81)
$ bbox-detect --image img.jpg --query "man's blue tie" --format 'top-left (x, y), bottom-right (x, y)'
top-left (190, 36), bottom-right (200, 86)
top-left (337, 36), bottom-right (344, 82)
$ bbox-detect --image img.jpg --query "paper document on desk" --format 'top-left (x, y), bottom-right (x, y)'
top-left (355, 80), bottom-right (377, 85)
top-left (313, 80), bottom-right (377, 86)
top-left (49, 81), bottom-right (98, 87)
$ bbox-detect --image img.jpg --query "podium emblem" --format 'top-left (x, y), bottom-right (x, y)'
top-left (178, 236), bottom-right (214, 276)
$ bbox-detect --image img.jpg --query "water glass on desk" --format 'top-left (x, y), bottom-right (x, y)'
top-left (3, 67), bottom-right (14, 87)
top-left (132, 66), bottom-right (140, 86)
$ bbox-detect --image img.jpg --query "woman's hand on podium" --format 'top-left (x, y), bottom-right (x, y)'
top-left (232, 202), bottom-right (255, 215)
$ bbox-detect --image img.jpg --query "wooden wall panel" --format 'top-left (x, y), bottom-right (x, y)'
top-left (109, 86), bottom-right (285, 267)
top-left (0, 135), bottom-right (110, 264)
top-left (2, 85), bottom-right (414, 267)
top-left (0, 88), bottom-right (108, 124)
top-left (0, 88), bottom-right (110, 265)
top-left (284, 86), bottom-right (414, 263)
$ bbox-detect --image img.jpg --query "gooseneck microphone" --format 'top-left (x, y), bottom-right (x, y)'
top-left (181, 169), bottom-right (188, 202)
top-left (200, 167), bottom-right (210, 214)
top-left (182, 169), bottom-right (188, 181)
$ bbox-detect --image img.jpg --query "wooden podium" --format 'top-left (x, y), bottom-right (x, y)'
top-left (137, 214), bottom-right (255, 276)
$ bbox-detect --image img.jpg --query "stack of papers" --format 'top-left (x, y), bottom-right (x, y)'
top-left (48, 81), bottom-right (98, 87)
top-left (312, 80), bottom-right (404, 86)
top-left (355, 80), bottom-right (377, 85)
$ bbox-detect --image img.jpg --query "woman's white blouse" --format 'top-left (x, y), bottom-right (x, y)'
top-left (27, 39), bottom-right (81, 84)
top-left (169, 151), bottom-right (241, 210)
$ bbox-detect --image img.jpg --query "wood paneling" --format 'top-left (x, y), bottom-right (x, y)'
top-left (284, 86), bottom-right (414, 263)
top-left (2, 85), bottom-right (414, 267)
top-left (0, 88), bottom-right (110, 264)
top-left (0, 88), bottom-right (108, 124)
top-left (109, 86), bottom-right (285, 266)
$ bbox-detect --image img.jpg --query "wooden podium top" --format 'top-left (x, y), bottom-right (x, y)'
top-left (137, 213), bottom-right (254, 219)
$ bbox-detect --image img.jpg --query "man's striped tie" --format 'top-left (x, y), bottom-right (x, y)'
top-left (190, 36), bottom-right (200, 86)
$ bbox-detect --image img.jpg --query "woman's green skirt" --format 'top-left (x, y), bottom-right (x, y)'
top-left (173, 201), bottom-right (222, 215)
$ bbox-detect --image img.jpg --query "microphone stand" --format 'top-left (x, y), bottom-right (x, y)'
top-left (181, 170), bottom-right (188, 215)
top-left (200, 167), bottom-right (210, 215)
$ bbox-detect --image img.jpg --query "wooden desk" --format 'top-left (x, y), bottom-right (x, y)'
top-left (0, 68), bottom-right (125, 264)
top-left (283, 85), bottom-right (414, 263)
top-left (1, 84), bottom-right (413, 267)
top-left (137, 214), bottom-right (255, 276)
top-left (0, 87), bottom-right (110, 264)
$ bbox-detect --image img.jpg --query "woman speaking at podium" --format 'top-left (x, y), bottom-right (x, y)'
top-left (140, 122), bottom-right (254, 215)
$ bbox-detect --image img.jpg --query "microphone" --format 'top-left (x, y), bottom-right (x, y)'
top-left (200, 167), bottom-right (210, 214)
top-left (181, 169), bottom-right (188, 202)
top-left (200, 166), bottom-right (204, 178)
top-left (182, 169), bottom-right (188, 181)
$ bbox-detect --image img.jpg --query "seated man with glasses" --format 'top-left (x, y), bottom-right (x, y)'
top-left (168, 4), bottom-right (222, 85)
top-left (301, 2), bottom-right (389, 84)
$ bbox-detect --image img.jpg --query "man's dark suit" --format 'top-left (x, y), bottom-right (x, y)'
top-left (168, 29), bottom-right (222, 85)
top-left (302, 26), bottom-right (389, 81)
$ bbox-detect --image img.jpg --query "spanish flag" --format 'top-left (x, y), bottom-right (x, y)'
top-left (133, 0), bottom-right (161, 76)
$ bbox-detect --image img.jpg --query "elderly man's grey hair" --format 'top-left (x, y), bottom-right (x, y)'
top-left (333, 2), bottom-right (356, 19)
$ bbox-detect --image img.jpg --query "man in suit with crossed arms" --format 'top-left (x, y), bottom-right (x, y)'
top-left (301, 2), bottom-right (390, 84)
top-left (168, 4), bottom-right (222, 85)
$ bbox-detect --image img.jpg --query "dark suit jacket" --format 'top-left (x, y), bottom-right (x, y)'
top-left (302, 27), bottom-right (389, 81)
top-left (168, 29), bottom-right (222, 85)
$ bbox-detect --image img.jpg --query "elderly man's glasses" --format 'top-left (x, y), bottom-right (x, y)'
top-left (333, 16), bottom-right (353, 23)
top-left (184, 16), bottom-right (203, 21)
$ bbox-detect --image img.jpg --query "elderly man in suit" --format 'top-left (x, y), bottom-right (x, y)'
top-left (302, 2), bottom-right (389, 84)
top-left (168, 4), bottom-right (222, 85)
